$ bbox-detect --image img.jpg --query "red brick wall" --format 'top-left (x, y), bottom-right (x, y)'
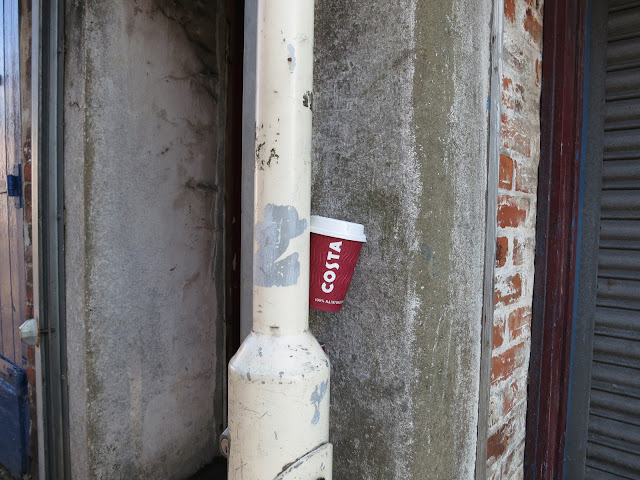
top-left (23, 136), bottom-right (37, 476)
top-left (488, 0), bottom-right (544, 478)
top-left (19, 0), bottom-right (38, 474)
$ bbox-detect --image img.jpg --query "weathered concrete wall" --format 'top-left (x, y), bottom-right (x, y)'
top-left (64, 1), bottom-right (227, 478)
top-left (311, 1), bottom-right (492, 478)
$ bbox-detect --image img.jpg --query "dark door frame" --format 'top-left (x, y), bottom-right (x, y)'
top-left (524, 0), bottom-right (588, 478)
top-left (224, 0), bottom-right (244, 378)
top-left (563, 0), bottom-right (610, 472)
top-left (33, 0), bottom-right (70, 477)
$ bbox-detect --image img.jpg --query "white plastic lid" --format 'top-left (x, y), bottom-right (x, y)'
top-left (310, 215), bottom-right (367, 243)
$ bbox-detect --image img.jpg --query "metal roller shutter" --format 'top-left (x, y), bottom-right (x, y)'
top-left (586, 1), bottom-right (640, 477)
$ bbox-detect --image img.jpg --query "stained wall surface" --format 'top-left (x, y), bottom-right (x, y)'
top-left (63, 1), bottom-right (227, 478)
top-left (311, 1), bottom-right (492, 478)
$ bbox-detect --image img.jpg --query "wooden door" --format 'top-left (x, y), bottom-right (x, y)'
top-left (0, 0), bottom-right (28, 476)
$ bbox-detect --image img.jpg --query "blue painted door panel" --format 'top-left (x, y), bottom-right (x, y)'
top-left (0, 0), bottom-right (29, 476)
top-left (0, 356), bottom-right (28, 477)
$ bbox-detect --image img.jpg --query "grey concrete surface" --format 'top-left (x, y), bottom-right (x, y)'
top-left (63, 1), bottom-right (227, 478)
top-left (311, 1), bottom-right (492, 478)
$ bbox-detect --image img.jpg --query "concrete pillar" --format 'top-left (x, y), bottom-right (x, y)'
top-left (311, 1), bottom-right (492, 478)
top-left (63, 1), bottom-right (228, 477)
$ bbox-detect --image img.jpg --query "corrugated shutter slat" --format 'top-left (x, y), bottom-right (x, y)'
top-left (585, 2), bottom-right (640, 476)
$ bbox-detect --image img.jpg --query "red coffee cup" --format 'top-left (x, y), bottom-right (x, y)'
top-left (309, 216), bottom-right (366, 312)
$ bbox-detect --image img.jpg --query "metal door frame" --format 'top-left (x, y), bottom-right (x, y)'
top-left (563, 0), bottom-right (609, 474)
top-left (524, 0), bottom-right (589, 478)
top-left (32, 0), bottom-right (69, 478)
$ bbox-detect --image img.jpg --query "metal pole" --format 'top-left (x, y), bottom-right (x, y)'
top-left (30, 1), bottom-right (45, 478)
top-left (227, 0), bottom-right (332, 478)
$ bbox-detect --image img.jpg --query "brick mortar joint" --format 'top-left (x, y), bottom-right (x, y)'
top-left (490, 337), bottom-right (532, 361)
top-left (490, 372), bottom-right (530, 396)
top-left (494, 264), bottom-right (536, 279)
top-left (494, 296), bottom-right (535, 314)
top-left (488, 439), bottom-right (527, 477)
top-left (486, 396), bottom-right (529, 439)
top-left (495, 229), bottom-right (536, 248)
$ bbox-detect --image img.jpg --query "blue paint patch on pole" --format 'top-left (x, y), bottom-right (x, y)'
top-left (310, 380), bottom-right (328, 425)
top-left (287, 44), bottom-right (296, 71)
top-left (254, 204), bottom-right (307, 287)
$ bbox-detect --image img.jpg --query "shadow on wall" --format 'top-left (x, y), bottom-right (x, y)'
top-left (154, 0), bottom-right (222, 99)
top-left (186, 458), bottom-right (227, 479)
